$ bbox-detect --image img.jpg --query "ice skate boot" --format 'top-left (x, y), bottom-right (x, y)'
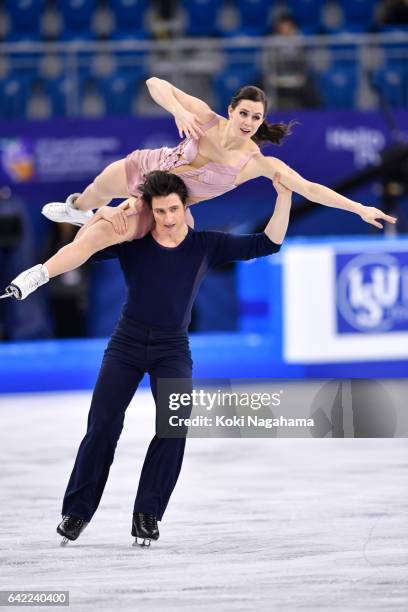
top-left (57, 515), bottom-right (88, 546)
top-left (131, 512), bottom-right (159, 547)
top-left (42, 193), bottom-right (94, 227)
top-left (2, 264), bottom-right (49, 300)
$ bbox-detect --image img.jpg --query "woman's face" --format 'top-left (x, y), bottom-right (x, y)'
top-left (228, 100), bottom-right (265, 139)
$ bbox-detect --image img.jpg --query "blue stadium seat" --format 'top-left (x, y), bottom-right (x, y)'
top-left (5, 0), bottom-right (44, 36)
top-left (59, 0), bottom-right (97, 33)
top-left (223, 37), bottom-right (260, 71)
top-left (182, 0), bottom-right (221, 37)
top-left (44, 76), bottom-right (79, 116)
top-left (111, 0), bottom-right (149, 32)
top-left (382, 41), bottom-right (407, 72)
top-left (380, 24), bottom-right (408, 34)
top-left (2, 51), bottom-right (41, 81)
top-left (319, 67), bottom-right (358, 108)
top-left (373, 67), bottom-right (406, 108)
top-left (106, 46), bottom-right (147, 88)
top-left (26, 79), bottom-right (53, 119)
top-left (6, 31), bottom-right (42, 42)
top-left (100, 73), bottom-right (140, 116)
top-left (79, 78), bottom-right (106, 117)
top-left (213, 66), bottom-right (262, 114)
top-left (0, 75), bottom-right (31, 118)
top-left (233, 0), bottom-right (273, 36)
top-left (285, 0), bottom-right (325, 34)
top-left (60, 30), bottom-right (94, 41)
top-left (111, 29), bottom-right (150, 41)
top-left (330, 39), bottom-right (359, 69)
top-left (341, 0), bottom-right (376, 32)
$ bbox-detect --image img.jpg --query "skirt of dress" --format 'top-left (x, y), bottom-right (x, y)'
top-left (80, 148), bottom-right (195, 242)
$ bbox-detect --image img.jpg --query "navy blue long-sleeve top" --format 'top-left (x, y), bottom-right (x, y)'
top-left (93, 228), bottom-right (280, 331)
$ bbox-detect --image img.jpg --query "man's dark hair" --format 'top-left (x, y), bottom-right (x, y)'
top-left (138, 171), bottom-right (188, 209)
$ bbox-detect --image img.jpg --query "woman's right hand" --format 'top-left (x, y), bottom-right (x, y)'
top-left (97, 205), bottom-right (128, 235)
top-left (174, 109), bottom-right (204, 140)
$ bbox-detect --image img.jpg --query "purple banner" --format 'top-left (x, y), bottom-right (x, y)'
top-left (1, 110), bottom-right (407, 188)
top-left (1, 110), bottom-right (407, 235)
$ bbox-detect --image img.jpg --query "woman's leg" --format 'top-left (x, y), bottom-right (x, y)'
top-left (74, 159), bottom-right (129, 212)
top-left (44, 216), bottom-right (137, 278)
top-left (74, 197), bottom-right (138, 241)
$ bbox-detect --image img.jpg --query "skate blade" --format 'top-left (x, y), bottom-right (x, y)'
top-left (60, 537), bottom-right (69, 546)
top-left (132, 537), bottom-right (151, 547)
top-left (1, 285), bottom-right (21, 300)
top-left (0, 291), bottom-right (14, 299)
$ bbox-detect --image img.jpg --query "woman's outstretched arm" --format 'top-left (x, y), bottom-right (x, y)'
top-left (146, 77), bottom-right (214, 139)
top-left (256, 154), bottom-right (397, 229)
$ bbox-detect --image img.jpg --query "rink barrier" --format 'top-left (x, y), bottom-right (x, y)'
top-left (0, 334), bottom-right (406, 394)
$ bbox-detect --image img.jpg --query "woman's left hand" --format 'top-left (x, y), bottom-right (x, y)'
top-left (360, 206), bottom-right (397, 229)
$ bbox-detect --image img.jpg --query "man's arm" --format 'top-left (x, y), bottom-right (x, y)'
top-left (264, 172), bottom-right (292, 244)
top-left (209, 174), bottom-right (291, 268)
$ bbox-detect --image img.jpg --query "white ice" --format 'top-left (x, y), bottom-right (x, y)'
top-left (0, 391), bottom-right (407, 612)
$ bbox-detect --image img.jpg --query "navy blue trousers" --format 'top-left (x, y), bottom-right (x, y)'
top-left (62, 316), bottom-right (193, 522)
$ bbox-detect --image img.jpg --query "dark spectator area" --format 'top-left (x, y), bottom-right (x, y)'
top-left (0, 0), bottom-right (407, 119)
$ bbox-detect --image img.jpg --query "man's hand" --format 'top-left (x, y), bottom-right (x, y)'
top-left (359, 206), bottom-right (397, 229)
top-left (97, 206), bottom-right (128, 235)
top-left (174, 108), bottom-right (204, 140)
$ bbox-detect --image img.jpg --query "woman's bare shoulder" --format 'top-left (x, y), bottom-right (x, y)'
top-left (251, 150), bottom-right (283, 166)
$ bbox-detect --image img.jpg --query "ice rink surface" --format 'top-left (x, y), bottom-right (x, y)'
top-left (0, 390), bottom-right (407, 612)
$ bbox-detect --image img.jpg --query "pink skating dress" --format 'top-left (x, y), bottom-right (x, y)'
top-left (124, 114), bottom-right (258, 240)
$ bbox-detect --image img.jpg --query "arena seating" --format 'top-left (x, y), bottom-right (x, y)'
top-left (0, 0), bottom-right (407, 116)
top-left (232, 0), bottom-right (274, 36)
top-left (319, 66), bottom-right (358, 108)
top-left (5, 0), bottom-right (44, 40)
top-left (286, 0), bottom-right (325, 34)
top-left (0, 74), bottom-right (31, 118)
top-left (340, 0), bottom-right (377, 33)
top-left (181, 0), bottom-right (221, 37)
top-left (213, 65), bottom-right (263, 113)
top-left (59, 0), bottom-right (97, 34)
top-left (373, 66), bottom-right (407, 108)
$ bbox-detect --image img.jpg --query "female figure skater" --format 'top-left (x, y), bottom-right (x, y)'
top-left (2, 78), bottom-right (396, 299)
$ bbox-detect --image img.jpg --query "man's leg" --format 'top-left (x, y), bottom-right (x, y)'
top-left (62, 353), bottom-right (144, 521)
top-left (133, 352), bottom-right (193, 521)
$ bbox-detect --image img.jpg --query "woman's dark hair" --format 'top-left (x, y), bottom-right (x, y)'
top-left (138, 170), bottom-right (188, 209)
top-left (230, 85), bottom-right (296, 146)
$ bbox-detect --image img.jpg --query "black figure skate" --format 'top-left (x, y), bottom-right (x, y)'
top-left (131, 512), bottom-right (160, 548)
top-left (57, 515), bottom-right (88, 546)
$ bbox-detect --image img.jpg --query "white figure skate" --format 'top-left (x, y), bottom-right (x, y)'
top-left (42, 193), bottom-right (94, 227)
top-left (2, 264), bottom-right (49, 300)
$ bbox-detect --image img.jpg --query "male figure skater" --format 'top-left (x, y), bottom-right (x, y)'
top-left (6, 170), bottom-right (292, 546)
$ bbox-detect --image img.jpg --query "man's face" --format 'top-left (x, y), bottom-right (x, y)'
top-left (151, 193), bottom-right (186, 235)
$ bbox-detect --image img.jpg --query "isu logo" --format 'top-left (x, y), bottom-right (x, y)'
top-left (337, 253), bottom-right (404, 332)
